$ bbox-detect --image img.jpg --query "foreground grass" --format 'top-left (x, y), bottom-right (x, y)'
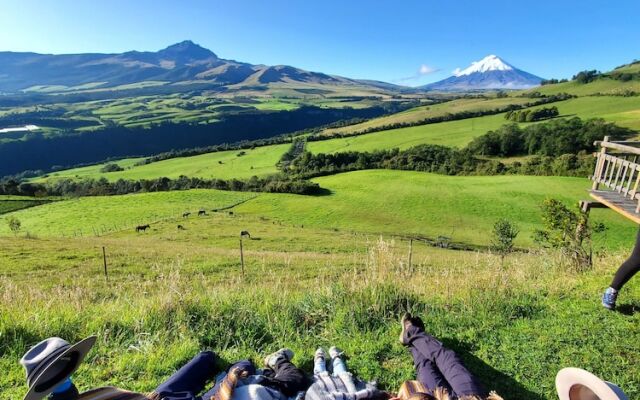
top-left (0, 218), bottom-right (638, 399)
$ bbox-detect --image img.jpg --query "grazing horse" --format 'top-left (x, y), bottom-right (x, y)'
top-left (136, 224), bottom-right (150, 233)
top-left (182, 212), bottom-right (191, 218)
top-left (228, 211), bottom-right (234, 216)
top-left (240, 230), bottom-right (251, 238)
top-left (177, 225), bottom-right (185, 230)
top-left (198, 209), bottom-right (207, 216)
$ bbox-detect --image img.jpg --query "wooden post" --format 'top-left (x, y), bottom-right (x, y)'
top-left (408, 239), bottom-right (413, 272)
top-left (239, 238), bottom-right (245, 276)
top-left (102, 246), bottom-right (109, 282)
top-left (593, 136), bottom-right (609, 190)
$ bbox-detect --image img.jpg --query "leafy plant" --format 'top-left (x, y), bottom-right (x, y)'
top-left (533, 199), bottom-right (605, 271)
top-left (7, 215), bottom-right (21, 236)
top-left (492, 218), bottom-right (519, 266)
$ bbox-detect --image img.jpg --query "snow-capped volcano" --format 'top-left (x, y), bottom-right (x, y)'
top-left (453, 55), bottom-right (513, 76)
top-left (422, 55), bottom-right (542, 91)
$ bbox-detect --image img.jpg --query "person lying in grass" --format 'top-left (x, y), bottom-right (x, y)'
top-left (306, 346), bottom-right (388, 400)
top-left (396, 313), bottom-right (503, 400)
top-left (20, 336), bottom-right (309, 400)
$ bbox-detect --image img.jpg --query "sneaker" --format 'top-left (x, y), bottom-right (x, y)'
top-left (329, 346), bottom-right (344, 360)
top-left (264, 348), bottom-right (294, 369)
top-left (602, 287), bottom-right (618, 310)
top-left (399, 313), bottom-right (426, 345)
top-left (314, 347), bottom-right (326, 362)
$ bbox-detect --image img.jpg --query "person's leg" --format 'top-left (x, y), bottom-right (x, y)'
top-left (409, 345), bottom-right (452, 394)
top-left (261, 358), bottom-right (309, 397)
top-left (199, 360), bottom-right (255, 400)
top-left (330, 347), bottom-right (348, 376)
top-left (314, 348), bottom-right (327, 375)
top-left (603, 227), bottom-right (640, 309)
top-left (611, 228), bottom-right (640, 290)
top-left (406, 325), bottom-right (485, 398)
top-left (154, 351), bottom-right (218, 396)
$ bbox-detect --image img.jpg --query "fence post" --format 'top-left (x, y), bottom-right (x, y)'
top-left (239, 238), bottom-right (245, 276)
top-left (408, 239), bottom-right (413, 272)
top-left (102, 246), bottom-right (109, 282)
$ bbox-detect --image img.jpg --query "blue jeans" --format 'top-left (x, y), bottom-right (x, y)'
top-left (154, 352), bottom-right (257, 400)
top-left (313, 352), bottom-right (348, 376)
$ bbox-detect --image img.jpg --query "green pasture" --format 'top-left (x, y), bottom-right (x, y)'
top-left (11, 170), bottom-right (637, 249)
top-left (0, 190), bottom-right (253, 237)
top-left (321, 97), bottom-right (534, 136)
top-left (307, 113), bottom-right (508, 153)
top-left (35, 144), bottom-right (290, 183)
top-left (236, 170), bottom-right (636, 249)
top-left (526, 78), bottom-right (640, 97)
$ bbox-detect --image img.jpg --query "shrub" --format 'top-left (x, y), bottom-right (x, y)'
top-left (100, 163), bottom-right (124, 173)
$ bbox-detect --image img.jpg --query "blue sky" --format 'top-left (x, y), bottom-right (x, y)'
top-left (1, 0), bottom-right (638, 86)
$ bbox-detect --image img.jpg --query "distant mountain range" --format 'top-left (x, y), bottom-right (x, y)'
top-left (0, 42), bottom-right (543, 94)
top-left (422, 55), bottom-right (543, 91)
top-left (0, 40), bottom-right (397, 94)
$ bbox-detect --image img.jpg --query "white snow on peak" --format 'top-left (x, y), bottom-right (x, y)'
top-left (453, 55), bottom-right (514, 77)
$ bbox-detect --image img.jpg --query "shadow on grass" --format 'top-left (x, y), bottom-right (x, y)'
top-left (616, 301), bottom-right (640, 316)
top-left (309, 187), bottom-right (333, 197)
top-left (441, 338), bottom-right (546, 400)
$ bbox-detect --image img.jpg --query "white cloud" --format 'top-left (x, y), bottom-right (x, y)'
top-left (419, 64), bottom-right (438, 75)
top-left (393, 64), bottom-right (440, 84)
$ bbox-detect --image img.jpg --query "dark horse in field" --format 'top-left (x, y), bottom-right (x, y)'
top-left (136, 224), bottom-right (150, 233)
top-left (182, 212), bottom-right (191, 218)
top-left (198, 209), bottom-right (207, 216)
top-left (240, 230), bottom-right (251, 238)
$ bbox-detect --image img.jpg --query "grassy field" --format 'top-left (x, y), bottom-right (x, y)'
top-left (320, 97), bottom-right (535, 136)
top-left (6, 170), bottom-right (637, 249)
top-left (0, 190), bottom-right (254, 237)
top-left (35, 144), bottom-right (290, 183)
top-left (0, 196), bottom-right (52, 215)
top-left (307, 96), bottom-right (640, 154)
top-left (1, 207), bottom-right (638, 399)
top-left (525, 78), bottom-right (640, 97)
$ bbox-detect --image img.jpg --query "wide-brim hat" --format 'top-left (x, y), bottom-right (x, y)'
top-left (21, 336), bottom-right (97, 400)
top-left (556, 368), bottom-right (628, 400)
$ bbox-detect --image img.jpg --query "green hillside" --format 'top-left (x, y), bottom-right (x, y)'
top-left (320, 97), bottom-right (534, 136)
top-left (7, 171), bottom-right (636, 248)
top-left (35, 144), bottom-right (290, 183)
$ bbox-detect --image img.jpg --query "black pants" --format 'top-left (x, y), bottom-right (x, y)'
top-left (261, 358), bottom-right (310, 397)
top-left (611, 227), bottom-right (640, 290)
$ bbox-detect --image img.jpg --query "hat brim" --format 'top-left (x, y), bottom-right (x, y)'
top-left (556, 367), bottom-right (627, 400)
top-left (24, 336), bottom-right (97, 400)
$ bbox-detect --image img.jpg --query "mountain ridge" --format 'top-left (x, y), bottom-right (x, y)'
top-left (0, 40), bottom-right (396, 93)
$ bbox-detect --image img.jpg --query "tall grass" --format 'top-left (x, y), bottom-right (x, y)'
top-left (1, 232), bottom-right (638, 399)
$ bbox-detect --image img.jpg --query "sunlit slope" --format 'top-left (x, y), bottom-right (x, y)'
top-left (236, 170), bottom-right (635, 248)
top-left (35, 144), bottom-right (290, 182)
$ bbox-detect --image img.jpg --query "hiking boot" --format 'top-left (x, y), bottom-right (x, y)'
top-left (264, 348), bottom-right (294, 369)
top-left (329, 346), bottom-right (344, 360)
top-left (400, 312), bottom-right (425, 345)
top-left (602, 287), bottom-right (618, 310)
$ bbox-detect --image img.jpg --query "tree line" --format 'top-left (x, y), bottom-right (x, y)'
top-left (281, 117), bottom-right (632, 179)
top-left (0, 175), bottom-right (322, 197)
top-left (466, 117), bottom-right (633, 157)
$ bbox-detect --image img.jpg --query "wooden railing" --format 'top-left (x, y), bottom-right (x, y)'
top-left (591, 136), bottom-right (640, 213)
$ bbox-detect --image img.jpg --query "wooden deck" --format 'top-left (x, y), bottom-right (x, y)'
top-left (589, 190), bottom-right (640, 224)
top-left (585, 136), bottom-right (640, 223)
